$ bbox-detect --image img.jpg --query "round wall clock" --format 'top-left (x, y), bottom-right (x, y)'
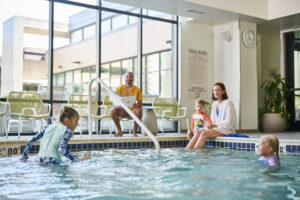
top-left (242, 28), bottom-right (256, 48)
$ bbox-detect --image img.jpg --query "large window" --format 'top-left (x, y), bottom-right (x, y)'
top-left (70, 29), bottom-right (82, 43)
top-left (66, 0), bottom-right (97, 5)
top-left (101, 10), bottom-right (138, 94)
top-left (143, 53), bottom-right (159, 96)
top-left (112, 15), bottom-right (128, 30)
top-left (143, 19), bottom-right (175, 100)
top-left (0, 0), bottom-right (178, 133)
top-left (53, 2), bottom-right (97, 102)
top-left (84, 24), bottom-right (96, 39)
top-left (143, 9), bottom-right (174, 20)
top-left (101, 63), bottom-right (110, 86)
top-left (101, 1), bottom-right (136, 13)
top-left (0, 0), bottom-right (49, 99)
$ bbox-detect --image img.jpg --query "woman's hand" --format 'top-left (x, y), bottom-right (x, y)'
top-left (80, 156), bottom-right (91, 161)
top-left (206, 124), bottom-right (217, 129)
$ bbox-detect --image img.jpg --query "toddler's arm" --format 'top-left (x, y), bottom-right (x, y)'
top-left (58, 129), bottom-right (91, 162)
top-left (58, 129), bottom-right (80, 162)
top-left (21, 126), bottom-right (47, 160)
top-left (187, 130), bottom-right (193, 140)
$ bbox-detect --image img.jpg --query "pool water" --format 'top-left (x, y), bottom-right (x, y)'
top-left (1, 148), bottom-right (300, 200)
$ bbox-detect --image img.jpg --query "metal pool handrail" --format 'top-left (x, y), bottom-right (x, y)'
top-left (88, 77), bottom-right (161, 154)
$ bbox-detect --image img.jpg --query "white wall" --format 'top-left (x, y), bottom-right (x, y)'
top-left (258, 26), bottom-right (281, 80)
top-left (1, 17), bottom-right (23, 96)
top-left (214, 21), bottom-right (259, 130)
top-left (1, 16), bottom-right (65, 97)
top-left (214, 21), bottom-right (240, 129)
top-left (257, 25), bottom-right (281, 121)
top-left (0, 0), bottom-right (49, 57)
top-left (183, 0), bottom-right (300, 20)
top-left (239, 21), bottom-right (258, 130)
top-left (180, 19), bottom-right (260, 131)
top-left (268, 0), bottom-right (300, 20)
top-left (185, 0), bottom-right (268, 19)
top-left (180, 20), bottom-right (214, 129)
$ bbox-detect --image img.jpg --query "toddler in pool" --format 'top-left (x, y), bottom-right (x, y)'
top-left (21, 106), bottom-right (91, 164)
top-left (257, 135), bottom-right (280, 167)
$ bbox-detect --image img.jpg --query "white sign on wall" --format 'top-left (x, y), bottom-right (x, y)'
top-left (187, 49), bottom-right (208, 99)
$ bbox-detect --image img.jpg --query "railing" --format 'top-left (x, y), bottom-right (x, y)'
top-left (88, 77), bottom-right (161, 154)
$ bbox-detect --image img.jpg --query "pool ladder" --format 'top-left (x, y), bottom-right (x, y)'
top-left (88, 77), bottom-right (161, 154)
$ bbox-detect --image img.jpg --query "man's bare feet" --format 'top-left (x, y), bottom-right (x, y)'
top-left (114, 130), bottom-right (123, 137)
top-left (132, 132), bottom-right (138, 137)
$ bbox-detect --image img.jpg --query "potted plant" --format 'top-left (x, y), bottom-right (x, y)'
top-left (261, 72), bottom-right (290, 132)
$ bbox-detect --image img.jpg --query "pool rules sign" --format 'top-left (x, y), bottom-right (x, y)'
top-left (187, 49), bottom-right (208, 99)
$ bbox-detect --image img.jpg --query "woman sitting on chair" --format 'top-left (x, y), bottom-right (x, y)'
top-left (185, 82), bottom-right (236, 150)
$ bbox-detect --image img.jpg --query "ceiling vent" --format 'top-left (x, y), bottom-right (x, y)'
top-left (182, 8), bottom-right (205, 15)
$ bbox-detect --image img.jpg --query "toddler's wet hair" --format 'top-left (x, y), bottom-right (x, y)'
top-left (59, 106), bottom-right (78, 123)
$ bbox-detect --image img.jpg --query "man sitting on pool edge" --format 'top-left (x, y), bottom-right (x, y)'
top-left (111, 72), bottom-right (142, 137)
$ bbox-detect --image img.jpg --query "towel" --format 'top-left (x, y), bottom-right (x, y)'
top-left (224, 133), bottom-right (249, 138)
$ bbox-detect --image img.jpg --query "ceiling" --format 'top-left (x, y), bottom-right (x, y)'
top-left (105, 0), bottom-right (300, 30)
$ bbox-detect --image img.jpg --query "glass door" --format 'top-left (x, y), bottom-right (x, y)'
top-left (294, 41), bottom-right (300, 122)
top-left (285, 31), bottom-right (300, 130)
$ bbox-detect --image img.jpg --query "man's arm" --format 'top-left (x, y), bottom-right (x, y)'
top-left (133, 87), bottom-right (143, 109)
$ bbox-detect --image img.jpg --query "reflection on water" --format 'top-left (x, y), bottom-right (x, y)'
top-left (1, 148), bottom-right (300, 199)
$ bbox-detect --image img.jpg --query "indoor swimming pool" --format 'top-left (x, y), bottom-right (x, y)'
top-left (1, 148), bottom-right (300, 200)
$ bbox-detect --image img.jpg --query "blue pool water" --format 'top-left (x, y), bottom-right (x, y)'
top-left (1, 148), bottom-right (300, 200)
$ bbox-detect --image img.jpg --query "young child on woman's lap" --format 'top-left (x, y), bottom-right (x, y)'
top-left (187, 99), bottom-right (212, 140)
top-left (257, 135), bottom-right (280, 167)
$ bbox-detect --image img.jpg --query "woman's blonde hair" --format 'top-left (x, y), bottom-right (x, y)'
top-left (260, 135), bottom-right (280, 160)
